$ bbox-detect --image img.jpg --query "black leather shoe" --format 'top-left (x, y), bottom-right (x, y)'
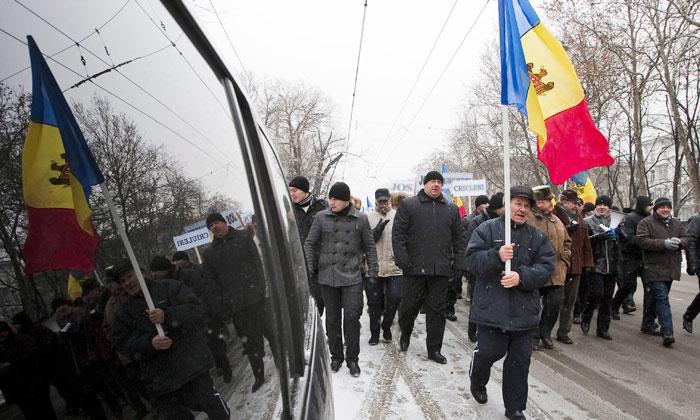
top-left (400, 333), bottom-right (410, 351)
top-left (383, 328), bottom-right (393, 341)
top-left (470, 384), bottom-right (487, 404)
top-left (556, 336), bottom-right (574, 344)
top-left (368, 335), bottom-right (379, 346)
top-left (505, 409), bottom-right (526, 419)
top-left (662, 335), bottom-right (675, 347)
top-left (611, 311), bottom-right (620, 320)
top-left (596, 331), bottom-right (612, 340)
top-left (540, 337), bottom-right (554, 349)
top-left (251, 376), bottom-right (265, 393)
top-left (683, 316), bottom-right (693, 334)
top-left (330, 360), bottom-right (343, 373)
top-left (446, 313), bottom-right (457, 322)
top-left (428, 352), bottom-right (447, 364)
top-left (580, 321), bottom-right (590, 335)
top-left (622, 304), bottom-right (636, 314)
top-left (641, 327), bottom-right (662, 336)
top-left (347, 361), bottom-right (361, 377)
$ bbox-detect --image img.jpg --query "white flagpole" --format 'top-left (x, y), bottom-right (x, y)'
top-left (100, 182), bottom-right (165, 337)
top-left (502, 107), bottom-right (511, 273)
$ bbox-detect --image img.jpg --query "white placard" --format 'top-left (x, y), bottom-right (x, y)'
top-left (173, 227), bottom-right (213, 251)
top-left (184, 208), bottom-right (243, 232)
top-left (452, 179), bottom-right (487, 196)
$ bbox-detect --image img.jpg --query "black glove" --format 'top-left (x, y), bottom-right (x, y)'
top-left (373, 219), bottom-right (390, 242)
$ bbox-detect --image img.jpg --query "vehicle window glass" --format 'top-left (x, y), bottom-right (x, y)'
top-left (1, 1), bottom-right (283, 418)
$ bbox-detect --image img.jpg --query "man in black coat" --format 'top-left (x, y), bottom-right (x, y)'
top-left (683, 210), bottom-right (700, 333)
top-left (392, 170), bottom-right (467, 364)
top-left (202, 212), bottom-right (273, 392)
top-left (613, 196), bottom-right (652, 318)
top-left (289, 175), bottom-right (329, 315)
top-left (111, 260), bottom-right (229, 419)
top-left (467, 186), bottom-right (555, 420)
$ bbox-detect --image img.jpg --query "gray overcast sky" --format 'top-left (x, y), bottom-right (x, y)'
top-left (192, 0), bottom-right (503, 200)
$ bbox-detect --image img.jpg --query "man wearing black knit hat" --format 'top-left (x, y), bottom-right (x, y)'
top-left (465, 194), bottom-right (490, 222)
top-left (582, 195), bottom-right (619, 340)
top-left (637, 197), bottom-right (687, 347)
top-left (613, 196), bottom-right (653, 321)
top-left (305, 182), bottom-right (378, 377)
top-left (289, 175), bottom-right (328, 315)
top-left (392, 170), bottom-right (467, 363)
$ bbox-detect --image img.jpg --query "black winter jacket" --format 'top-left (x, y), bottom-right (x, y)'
top-left (201, 227), bottom-right (266, 320)
top-left (686, 214), bottom-right (699, 275)
top-left (294, 194), bottom-right (328, 243)
top-left (392, 190), bottom-right (467, 276)
top-left (112, 279), bottom-right (212, 396)
top-left (467, 217), bottom-right (555, 331)
top-left (620, 209), bottom-right (647, 259)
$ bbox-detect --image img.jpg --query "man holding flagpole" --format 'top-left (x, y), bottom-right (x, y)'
top-left (467, 186), bottom-right (554, 420)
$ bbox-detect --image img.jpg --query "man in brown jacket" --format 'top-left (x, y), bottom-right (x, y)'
top-left (552, 189), bottom-right (594, 344)
top-left (636, 197), bottom-right (687, 347)
top-left (529, 186), bottom-right (572, 350)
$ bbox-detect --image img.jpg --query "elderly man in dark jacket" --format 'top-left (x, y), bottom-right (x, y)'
top-left (613, 196), bottom-right (653, 318)
top-left (392, 170), bottom-right (467, 364)
top-left (467, 186), bottom-right (555, 420)
top-left (683, 211), bottom-right (700, 333)
top-left (111, 260), bottom-right (229, 419)
top-left (637, 197), bottom-right (687, 347)
top-left (202, 212), bottom-right (273, 392)
top-left (289, 175), bottom-right (329, 315)
top-left (581, 195), bottom-right (619, 340)
top-left (305, 182), bottom-right (378, 377)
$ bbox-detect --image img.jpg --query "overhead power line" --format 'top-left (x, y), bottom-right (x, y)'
top-left (374, 0), bottom-right (459, 162)
top-left (0, 27), bottom-right (227, 169)
top-left (379, 0), bottom-right (491, 171)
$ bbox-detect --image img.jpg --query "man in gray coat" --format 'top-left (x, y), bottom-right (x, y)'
top-left (305, 182), bottom-right (379, 377)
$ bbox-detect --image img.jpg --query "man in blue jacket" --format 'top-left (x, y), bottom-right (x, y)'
top-left (467, 186), bottom-right (555, 420)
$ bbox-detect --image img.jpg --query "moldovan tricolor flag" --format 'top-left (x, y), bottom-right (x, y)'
top-left (498, 0), bottom-right (614, 184)
top-left (22, 36), bottom-right (103, 274)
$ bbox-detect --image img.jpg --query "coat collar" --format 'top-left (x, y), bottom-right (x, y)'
top-left (417, 189), bottom-right (447, 204)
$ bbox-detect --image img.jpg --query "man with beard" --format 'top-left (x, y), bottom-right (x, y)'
top-left (467, 186), bottom-right (554, 420)
top-left (636, 197), bottom-right (687, 347)
top-left (581, 195), bottom-right (619, 340)
top-left (289, 175), bottom-right (329, 315)
top-left (305, 182), bottom-right (378, 377)
top-left (392, 171), bottom-right (467, 364)
top-left (365, 188), bottom-right (403, 345)
top-left (552, 189), bottom-right (593, 344)
top-left (528, 186), bottom-right (571, 350)
top-left (612, 196), bottom-right (653, 321)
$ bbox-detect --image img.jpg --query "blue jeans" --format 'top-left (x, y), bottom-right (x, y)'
top-left (644, 281), bottom-right (673, 336)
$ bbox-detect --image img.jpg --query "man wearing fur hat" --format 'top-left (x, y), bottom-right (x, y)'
top-left (289, 175), bottom-right (329, 315)
top-left (552, 189), bottom-right (593, 344)
top-left (613, 196), bottom-right (653, 320)
top-left (582, 195), bottom-right (619, 340)
top-left (636, 197), bottom-right (687, 347)
top-left (392, 170), bottom-right (467, 364)
top-left (365, 188), bottom-right (403, 345)
top-left (529, 186), bottom-right (572, 350)
top-left (305, 182), bottom-right (378, 377)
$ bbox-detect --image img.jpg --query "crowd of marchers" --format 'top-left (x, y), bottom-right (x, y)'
top-left (291, 171), bottom-right (700, 420)
top-left (1, 172), bottom-right (698, 420)
top-left (0, 213), bottom-right (275, 419)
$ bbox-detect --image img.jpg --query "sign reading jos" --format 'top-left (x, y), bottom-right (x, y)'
top-left (452, 179), bottom-right (487, 196)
